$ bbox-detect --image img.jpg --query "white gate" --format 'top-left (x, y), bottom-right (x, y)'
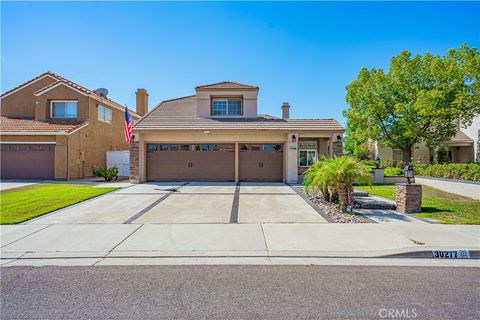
top-left (106, 150), bottom-right (130, 177)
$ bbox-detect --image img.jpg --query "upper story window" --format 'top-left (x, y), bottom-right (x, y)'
top-left (51, 101), bottom-right (77, 119)
top-left (211, 98), bottom-right (242, 116)
top-left (97, 105), bottom-right (112, 123)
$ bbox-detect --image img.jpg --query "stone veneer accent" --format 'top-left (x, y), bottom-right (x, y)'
top-left (396, 183), bottom-right (422, 213)
top-left (332, 141), bottom-right (343, 157)
top-left (129, 142), bottom-right (139, 183)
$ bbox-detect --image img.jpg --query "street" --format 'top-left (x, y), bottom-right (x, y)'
top-left (1, 265), bottom-right (479, 319)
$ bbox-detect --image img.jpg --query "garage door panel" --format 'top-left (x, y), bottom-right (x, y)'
top-left (146, 144), bottom-right (235, 182)
top-left (0, 144), bottom-right (55, 180)
top-left (239, 144), bottom-right (283, 182)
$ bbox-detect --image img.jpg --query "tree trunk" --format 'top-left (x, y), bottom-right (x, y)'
top-left (337, 184), bottom-right (348, 212)
top-left (346, 185), bottom-right (354, 208)
top-left (322, 188), bottom-right (330, 202)
top-left (402, 147), bottom-right (412, 164)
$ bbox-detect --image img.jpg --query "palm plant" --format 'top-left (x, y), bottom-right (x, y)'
top-left (304, 158), bottom-right (331, 201)
top-left (304, 156), bottom-right (371, 212)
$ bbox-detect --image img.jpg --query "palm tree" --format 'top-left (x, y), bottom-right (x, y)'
top-left (304, 158), bottom-right (331, 201)
top-left (305, 156), bottom-right (371, 212)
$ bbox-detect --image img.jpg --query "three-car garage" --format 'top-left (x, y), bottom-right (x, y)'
top-left (145, 143), bottom-right (284, 182)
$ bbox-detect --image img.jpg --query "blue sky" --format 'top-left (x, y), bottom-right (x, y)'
top-left (2, 1), bottom-right (479, 125)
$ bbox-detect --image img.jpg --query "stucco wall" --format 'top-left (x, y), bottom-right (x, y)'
top-left (461, 115), bottom-right (479, 163)
top-left (1, 76), bottom-right (57, 118)
top-left (65, 97), bottom-right (133, 179)
top-left (195, 89), bottom-right (258, 118)
top-left (35, 85), bottom-right (89, 121)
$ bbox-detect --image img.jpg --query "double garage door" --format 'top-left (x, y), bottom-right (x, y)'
top-left (1, 144), bottom-right (55, 180)
top-left (146, 143), bottom-right (283, 182)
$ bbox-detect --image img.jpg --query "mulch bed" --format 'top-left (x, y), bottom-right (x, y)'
top-left (294, 186), bottom-right (370, 223)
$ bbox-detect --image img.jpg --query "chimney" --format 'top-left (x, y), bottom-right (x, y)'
top-left (281, 102), bottom-right (290, 119)
top-left (135, 88), bottom-right (148, 116)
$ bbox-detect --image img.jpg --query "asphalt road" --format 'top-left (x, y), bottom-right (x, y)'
top-left (1, 265), bottom-right (479, 319)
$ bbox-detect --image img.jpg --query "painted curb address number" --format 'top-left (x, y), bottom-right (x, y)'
top-left (432, 250), bottom-right (471, 259)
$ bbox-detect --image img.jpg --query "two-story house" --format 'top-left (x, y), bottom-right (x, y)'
top-left (374, 115), bottom-right (479, 164)
top-left (130, 81), bottom-right (344, 183)
top-left (0, 72), bottom-right (142, 180)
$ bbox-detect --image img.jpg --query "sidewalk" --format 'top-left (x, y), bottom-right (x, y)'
top-left (1, 223), bottom-right (479, 266)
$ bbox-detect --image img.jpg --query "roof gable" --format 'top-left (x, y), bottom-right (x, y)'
top-left (195, 81), bottom-right (258, 90)
top-left (1, 71), bottom-right (141, 119)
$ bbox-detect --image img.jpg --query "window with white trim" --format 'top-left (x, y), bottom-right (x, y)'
top-left (211, 98), bottom-right (242, 116)
top-left (299, 142), bottom-right (317, 167)
top-left (97, 105), bottom-right (112, 123)
top-left (51, 101), bottom-right (77, 118)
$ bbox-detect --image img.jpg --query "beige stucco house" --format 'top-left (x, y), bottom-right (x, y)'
top-left (374, 115), bottom-right (480, 164)
top-left (0, 72), bottom-right (142, 180)
top-left (130, 81), bottom-right (344, 183)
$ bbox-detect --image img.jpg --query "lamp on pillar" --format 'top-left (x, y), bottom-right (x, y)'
top-left (374, 156), bottom-right (381, 169)
top-left (404, 163), bottom-right (415, 184)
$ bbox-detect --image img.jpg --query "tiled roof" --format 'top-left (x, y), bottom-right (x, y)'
top-left (444, 130), bottom-right (474, 145)
top-left (1, 71), bottom-right (139, 117)
top-left (135, 95), bottom-right (344, 131)
top-left (0, 116), bottom-right (88, 134)
top-left (195, 81), bottom-right (259, 90)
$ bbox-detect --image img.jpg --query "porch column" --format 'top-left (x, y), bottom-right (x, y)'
top-left (286, 133), bottom-right (299, 183)
top-left (235, 142), bottom-right (239, 183)
top-left (329, 134), bottom-right (334, 158)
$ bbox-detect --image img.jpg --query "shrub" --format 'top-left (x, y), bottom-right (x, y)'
top-left (414, 163), bottom-right (480, 181)
top-left (94, 166), bottom-right (119, 182)
top-left (305, 156), bottom-right (372, 212)
top-left (384, 167), bottom-right (404, 176)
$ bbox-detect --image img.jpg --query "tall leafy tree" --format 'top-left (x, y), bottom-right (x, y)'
top-left (344, 44), bottom-right (480, 162)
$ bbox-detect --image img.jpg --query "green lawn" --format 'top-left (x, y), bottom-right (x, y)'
top-left (356, 184), bottom-right (480, 224)
top-left (1, 184), bottom-right (119, 224)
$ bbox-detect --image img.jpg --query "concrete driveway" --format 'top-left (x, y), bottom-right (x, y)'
top-left (28, 182), bottom-right (328, 224)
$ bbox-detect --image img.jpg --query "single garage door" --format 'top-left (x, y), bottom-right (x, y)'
top-left (239, 143), bottom-right (283, 182)
top-left (146, 143), bottom-right (235, 181)
top-left (0, 144), bottom-right (55, 180)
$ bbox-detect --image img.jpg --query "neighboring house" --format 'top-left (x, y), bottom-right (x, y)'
top-left (130, 81), bottom-right (344, 183)
top-left (374, 115), bottom-right (480, 164)
top-left (0, 72), bottom-right (142, 180)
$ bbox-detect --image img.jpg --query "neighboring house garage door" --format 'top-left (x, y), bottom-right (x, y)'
top-left (146, 144), bottom-right (235, 181)
top-left (0, 144), bottom-right (55, 180)
top-left (239, 144), bottom-right (283, 182)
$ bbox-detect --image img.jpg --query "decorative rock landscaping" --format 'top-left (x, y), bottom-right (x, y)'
top-left (294, 186), bottom-right (370, 223)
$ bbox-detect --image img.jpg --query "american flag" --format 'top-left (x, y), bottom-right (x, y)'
top-left (124, 106), bottom-right (133, 143)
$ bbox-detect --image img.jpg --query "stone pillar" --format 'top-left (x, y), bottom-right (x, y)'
top-left (332, 141), bottom-right (343, 157)
top-left (372, 168), bottom-right (384, 184)
top-left (396, 183), bottom-right (422, 213)
top-left (129, 142), bottom-right (140, 183)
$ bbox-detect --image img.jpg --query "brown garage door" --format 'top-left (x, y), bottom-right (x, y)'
top-left (239, 144), bottom-right (283, 182)
top-left (0, 144), bottom-right (55, 180)
top-left (146, 144), bottom-right (235, 181)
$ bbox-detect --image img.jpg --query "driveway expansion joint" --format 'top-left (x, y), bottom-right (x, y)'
top-left (229, 182), bottom-right (240, 223)
top-left (123, 182), bottom-right (190, 224)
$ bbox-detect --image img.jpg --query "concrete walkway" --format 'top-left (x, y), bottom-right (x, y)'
top-left (1, 223), bottom-right (479, 266)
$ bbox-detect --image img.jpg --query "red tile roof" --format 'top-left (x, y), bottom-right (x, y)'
top-left (1, 71), bottom-right (139, 117)
top-left (0, 116), bottom-right (88, 134)
top-left (135, 95), bottom-right (344, 132)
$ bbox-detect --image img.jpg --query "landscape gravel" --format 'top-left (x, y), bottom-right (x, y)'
top-left (294, 186), bottom-right (370, 223)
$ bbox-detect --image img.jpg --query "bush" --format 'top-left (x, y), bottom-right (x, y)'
top-left (384, 167), bottom-right (404, 176)
top-left (94, 166), bottom-right (119, 182)
top-left (414, 163), bottom-right (480, 181)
